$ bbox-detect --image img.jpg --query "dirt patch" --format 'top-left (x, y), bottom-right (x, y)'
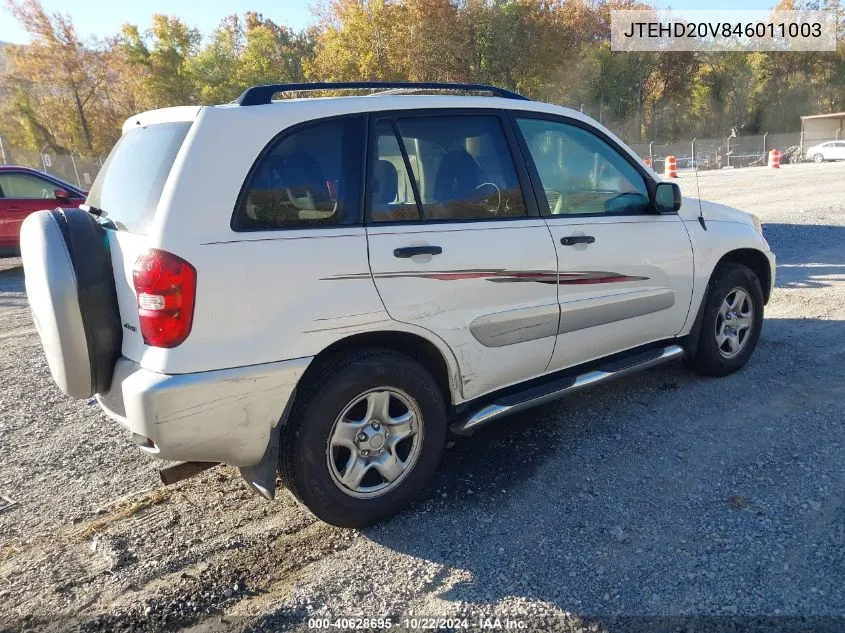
top-left (2, 163), bottom-right (845, 631)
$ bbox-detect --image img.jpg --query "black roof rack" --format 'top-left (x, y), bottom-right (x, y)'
top-left (234, 81), bottom-right (529, 106)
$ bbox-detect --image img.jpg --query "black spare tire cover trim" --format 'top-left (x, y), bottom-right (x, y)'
top-left (52, 208), bottom-right (123, 395)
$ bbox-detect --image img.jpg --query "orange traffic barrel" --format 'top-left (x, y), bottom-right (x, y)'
top-left (768, 149), bottom-right (781, 169)
top-left (664, 155), bottom-right (678, 178)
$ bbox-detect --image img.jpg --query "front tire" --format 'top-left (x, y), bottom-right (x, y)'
top-left (813, 153), bottom-right (825, 163)
top-left (689, 263), bottom-right (764, 377)
top-left (280, 348), bottom-right (446, 527)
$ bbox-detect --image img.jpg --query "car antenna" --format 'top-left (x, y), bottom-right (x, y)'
top-left (692, 137), bottom-right (706, 231)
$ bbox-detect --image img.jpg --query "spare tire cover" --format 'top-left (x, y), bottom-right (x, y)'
top-left (21, 208), bottom-right (122, 399)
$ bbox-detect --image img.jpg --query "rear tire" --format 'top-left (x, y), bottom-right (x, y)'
top-left (689, 263), bottom-right (764, 377)
top-left (280, 348), bottom-right (446, 528)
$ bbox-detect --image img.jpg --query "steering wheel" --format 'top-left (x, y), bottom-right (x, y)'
top-left (475, 182), bottom-right (502, 215)
top-left (603, 191), bottom-right (646, 213)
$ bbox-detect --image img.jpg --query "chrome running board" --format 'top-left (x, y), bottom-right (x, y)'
top-left (451, 344), bottom-right (685, 436)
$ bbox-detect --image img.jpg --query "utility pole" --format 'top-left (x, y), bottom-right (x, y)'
top-left (70, 154), bottom-right (81, 187)
top-left (40, 144), bottom-right (50, 173)
top-left (726, 128), bottom-right (737, 169)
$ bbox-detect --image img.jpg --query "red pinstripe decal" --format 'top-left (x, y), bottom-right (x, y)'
top-left (325, 270), bottom-right (647, 284)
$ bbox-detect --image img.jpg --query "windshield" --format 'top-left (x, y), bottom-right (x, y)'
top-left (86, 121), bottom-right (191, 233)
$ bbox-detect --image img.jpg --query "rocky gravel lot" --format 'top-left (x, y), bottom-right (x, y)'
top-left (1, 161), bottom-right (844, 632)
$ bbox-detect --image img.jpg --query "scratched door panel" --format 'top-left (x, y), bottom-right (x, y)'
top-left (511, 114), bottom-right (694, 372)
top-left (367, 220), bottom-right (559, 401)
top-left (545, 214), bottom-right (694, 371)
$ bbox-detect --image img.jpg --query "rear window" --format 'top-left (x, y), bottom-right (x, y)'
top-left (87, 122), bottom-right (191, 233)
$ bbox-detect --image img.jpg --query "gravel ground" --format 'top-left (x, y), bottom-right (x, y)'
top-left (1, 161), bottom-right (844, 632)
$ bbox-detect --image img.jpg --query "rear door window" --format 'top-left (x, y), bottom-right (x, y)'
top-left (370, 121), bottom-right (422, 222)
top-left (87, 121), bottom-right (191, 233)
top-left (233, 116), bottom-right (365, 230)
top-left (370, 115), bottom-right (526, 222)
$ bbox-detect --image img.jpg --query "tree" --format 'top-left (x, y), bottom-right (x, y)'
top-left (118, 15), bottom-right (200, 108)
top-left (192, 15), bottom-right (245, 104)
top-left (306, 0), bottom-right (407, 81)
top-left (1, 0), bottom-right (106, 152)
top-left (2, 0), bottom-right (843, 155)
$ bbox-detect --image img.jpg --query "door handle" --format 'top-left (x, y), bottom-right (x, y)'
top-left (393, 245), bottom-right (443, 258)
top-left (560, 235), bottom-right (595, 246)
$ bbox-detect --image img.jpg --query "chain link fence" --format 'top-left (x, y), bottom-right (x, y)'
top-left (0, 138), bottom-right (104, 190)
top-left (626, 132), bottom-right (803, 173)
top-left (0, 128), bottom-right (826, 190)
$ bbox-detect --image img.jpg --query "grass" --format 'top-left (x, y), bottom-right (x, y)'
top-left (78, 488), bottom-right (171, 539)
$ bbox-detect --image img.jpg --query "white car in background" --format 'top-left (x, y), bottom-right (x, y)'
top-left (806, 140), bottom-right (845, 162)
top-left (20, 82), bottom-right (776, 528)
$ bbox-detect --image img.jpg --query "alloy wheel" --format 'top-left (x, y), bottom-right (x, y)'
top-left (326, 388), bottom-right (423, 498)
top-left (715, 287), bottom-right (755, 359)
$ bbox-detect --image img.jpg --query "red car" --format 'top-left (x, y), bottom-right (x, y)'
top-left (0, 166), bottom-right (87, 256)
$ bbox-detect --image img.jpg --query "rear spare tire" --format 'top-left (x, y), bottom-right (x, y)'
top-left (21, 208), bottom-right (122, 398)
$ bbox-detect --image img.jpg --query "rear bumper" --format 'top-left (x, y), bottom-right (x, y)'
top-left (96, 356), bottom-right (311, 466)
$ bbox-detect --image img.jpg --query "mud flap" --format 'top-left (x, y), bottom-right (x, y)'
top-left (684, 285), bottom-right (710, 358)
top-left (238, 390), bottom-right (295, 500)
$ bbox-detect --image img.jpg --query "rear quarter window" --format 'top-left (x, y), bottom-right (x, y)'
top-left (232, 116), bottom-right (365, 230)
top-left (87, 122), bottom-right (191, 233)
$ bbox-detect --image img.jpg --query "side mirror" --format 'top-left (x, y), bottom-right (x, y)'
top-left (654, 181), bottom-right (682, 213)
top-left (54, 188), bottom-right (71, 202)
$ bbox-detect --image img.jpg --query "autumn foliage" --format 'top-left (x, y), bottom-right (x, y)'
top-left (0, 0), bottom-right (843, 156)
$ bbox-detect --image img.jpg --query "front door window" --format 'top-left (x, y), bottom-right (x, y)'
top-left (516, 118), bottom-right (649, 216)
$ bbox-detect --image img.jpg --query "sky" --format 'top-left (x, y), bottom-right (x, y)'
top-left (0, 0), bottom-right (777, 45)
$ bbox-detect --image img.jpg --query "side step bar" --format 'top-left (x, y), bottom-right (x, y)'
top-left (451, 344), bottom-right (684, 436)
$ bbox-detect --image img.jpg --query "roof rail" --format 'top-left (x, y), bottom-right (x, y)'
top-left (234, 82), bottom-right (529, 106)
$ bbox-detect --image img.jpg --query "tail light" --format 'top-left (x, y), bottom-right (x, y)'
top-left (132, 249), bottom-right (196, 348)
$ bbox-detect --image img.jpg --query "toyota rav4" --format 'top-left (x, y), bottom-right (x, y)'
top-left (21, 82), bottom-right (775, 527)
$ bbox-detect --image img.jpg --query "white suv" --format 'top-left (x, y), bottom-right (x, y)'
top-left (21, 82), bottom-right (775, 527)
